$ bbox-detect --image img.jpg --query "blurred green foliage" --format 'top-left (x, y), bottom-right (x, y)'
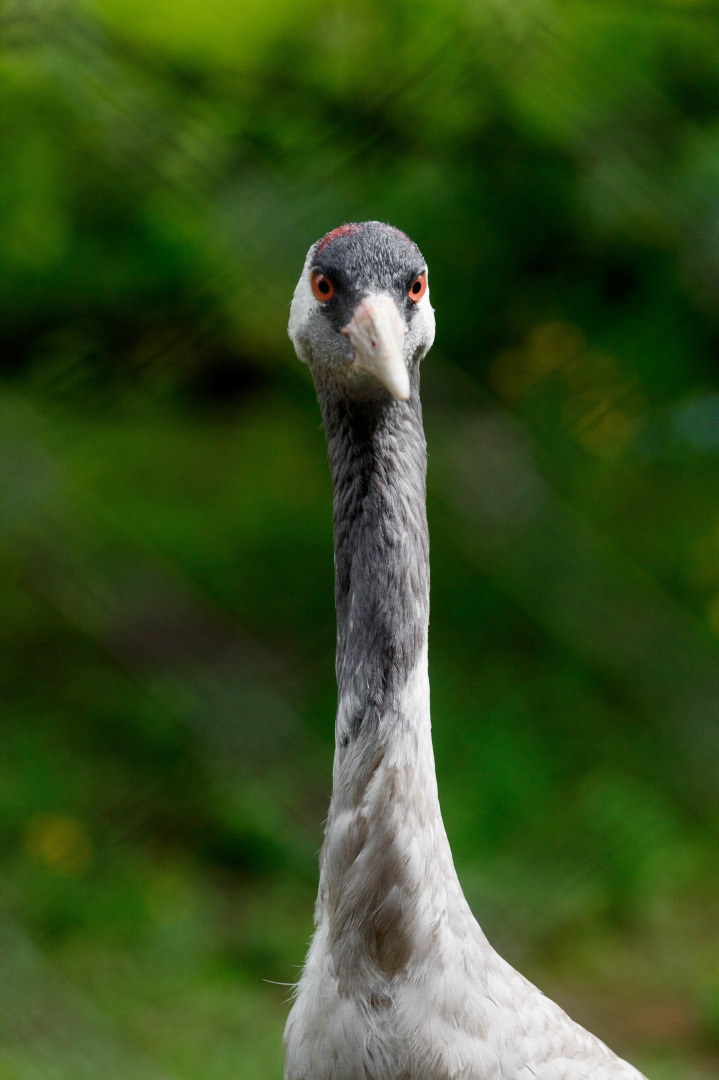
top-left (2, 0), bottom-right (719, 1077)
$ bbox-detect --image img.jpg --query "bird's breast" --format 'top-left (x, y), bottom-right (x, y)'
top-left (321, 651), bottom-right (459, 985)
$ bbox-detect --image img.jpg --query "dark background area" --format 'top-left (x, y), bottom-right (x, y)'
top-left (2, 1), bottom-right (719, 1076)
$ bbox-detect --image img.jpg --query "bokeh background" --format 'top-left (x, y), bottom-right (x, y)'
top-left (2, 0), bottom-right (719, 1076)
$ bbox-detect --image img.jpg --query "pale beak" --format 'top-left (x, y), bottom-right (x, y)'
top-left (341, 293), bottom-right (410, 401)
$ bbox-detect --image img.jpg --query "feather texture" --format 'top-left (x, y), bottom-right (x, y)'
top-left (284, 223), bottom-right (648, 1080)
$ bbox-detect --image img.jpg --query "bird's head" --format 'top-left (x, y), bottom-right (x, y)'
top-left (288, 222), bottom-right (435, 401)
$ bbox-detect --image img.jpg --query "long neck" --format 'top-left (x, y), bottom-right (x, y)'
top-left (319, 376), bottom-right (430, 745)
top-left (312, 371), bottom-right (456, 985)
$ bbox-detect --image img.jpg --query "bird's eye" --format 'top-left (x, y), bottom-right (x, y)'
top-left (408, 273), bottom-right (427, 303)
top-left (312, 273), bottom-right (335, 302)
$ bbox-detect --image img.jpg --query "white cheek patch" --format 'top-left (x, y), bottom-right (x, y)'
top-left (288, 251), bottom-right (318, 352)
top-left (416, 288), bottom-right (436, 354)
top-left (405, 286), bottom-right (435, 363)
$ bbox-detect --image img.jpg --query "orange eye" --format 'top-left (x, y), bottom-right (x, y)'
top-left (312, 273), bottom-right (335, 302)
top-left (408, 273), bottom-right (427, 302)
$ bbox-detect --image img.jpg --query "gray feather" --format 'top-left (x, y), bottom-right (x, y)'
top-left (284, 223), bottom-right (648, 1080)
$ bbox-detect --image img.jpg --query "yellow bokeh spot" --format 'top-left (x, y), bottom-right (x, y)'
top-left (489, 321), bottom-right (585, 402)
top-left (24, 814), bottom-right (93, 877)
top-left (573, 407), bottom-right (637, 458)
top-left (527, 320), bottom-right (585, 372)
top-left (490, 323), bottom-right (644, 459)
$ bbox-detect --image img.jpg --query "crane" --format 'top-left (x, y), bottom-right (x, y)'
top-left (283, 221), bottom-right (648, 1080)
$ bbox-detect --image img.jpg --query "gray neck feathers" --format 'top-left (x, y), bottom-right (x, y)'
top-left (313, 370), bottom-right (452, 984)
top-left (315, 371), bottom-right (430, 746)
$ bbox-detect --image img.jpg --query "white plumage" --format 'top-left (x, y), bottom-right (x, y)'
top-left (284, 222), bottom-right (648, 1080)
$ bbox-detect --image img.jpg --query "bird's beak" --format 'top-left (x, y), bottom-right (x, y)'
top-left (341, 294), bottom-right (410, 401)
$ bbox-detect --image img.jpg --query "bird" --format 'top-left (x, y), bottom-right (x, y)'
top-left (283, 221), bottom-right (648, 1080)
